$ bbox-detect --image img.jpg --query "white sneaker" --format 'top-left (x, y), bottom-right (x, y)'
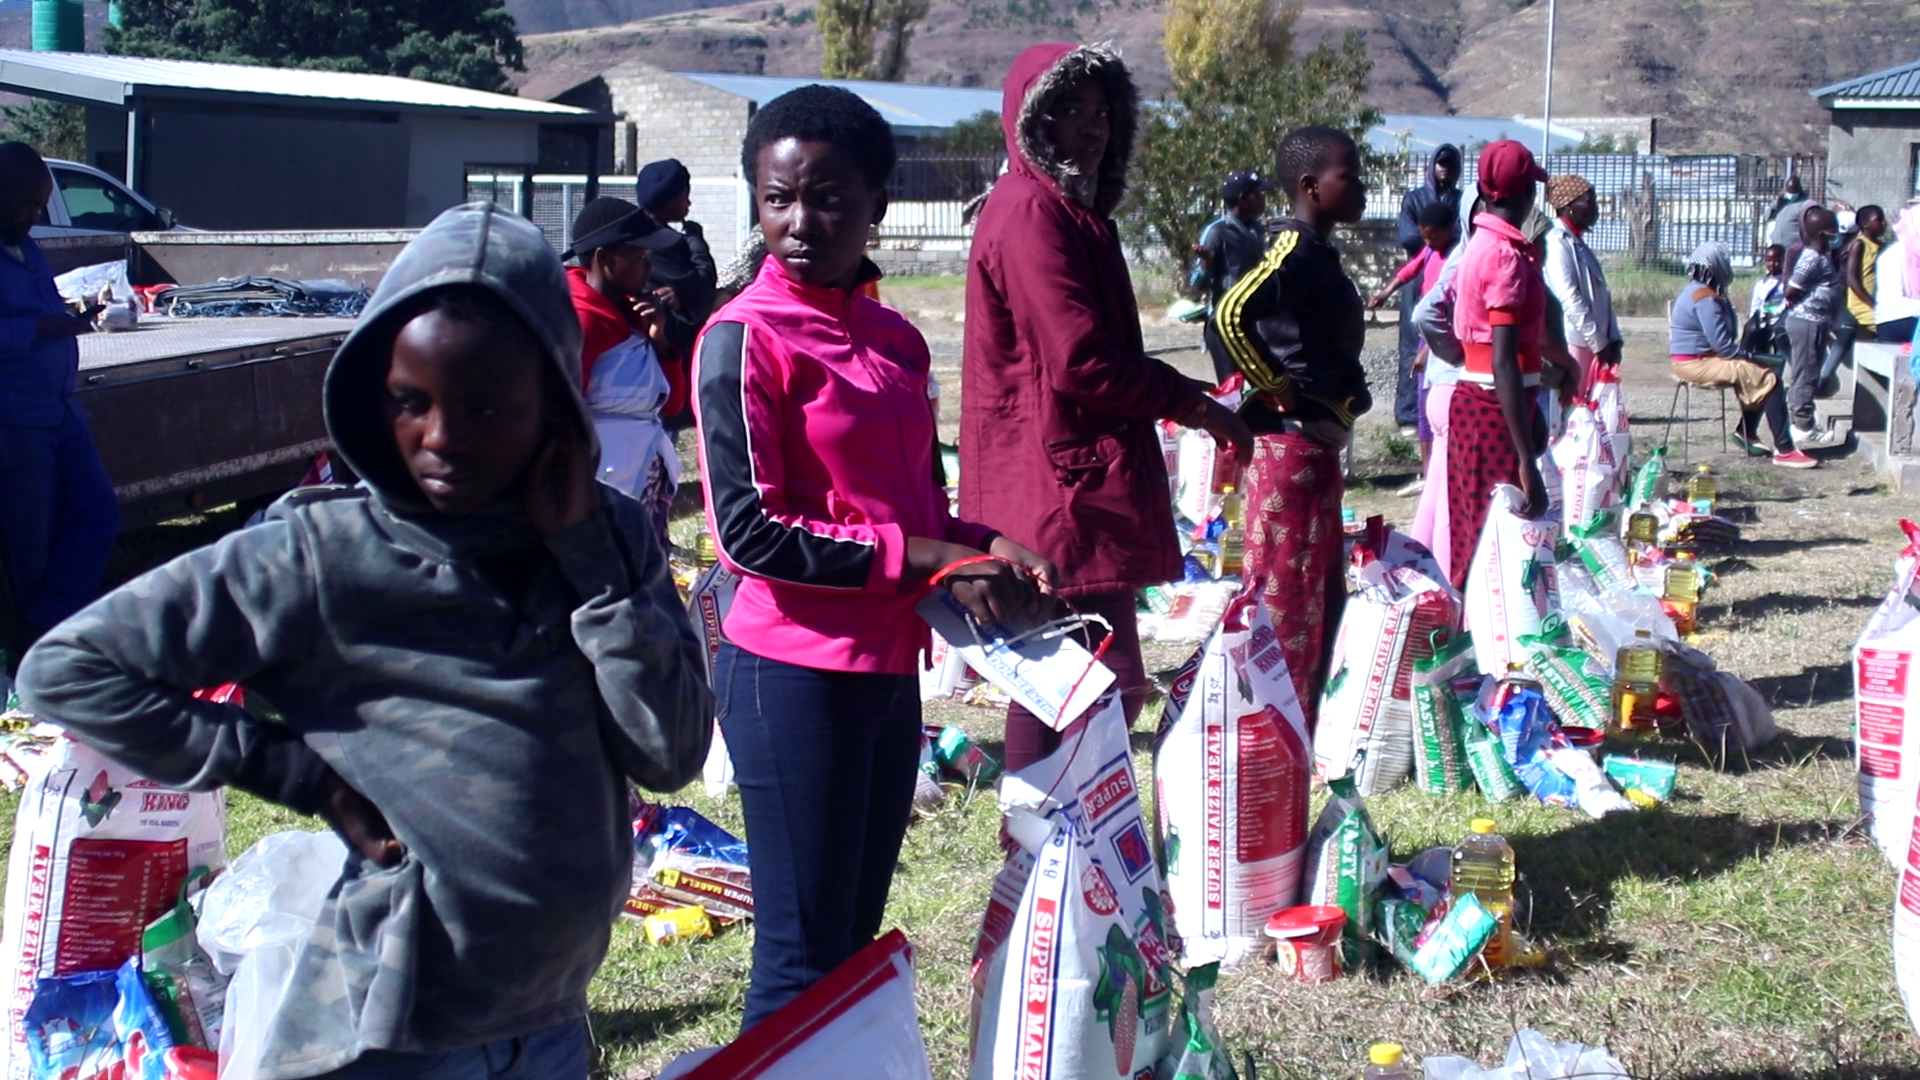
top-left (1394, 477), bottom-right (1425, 498)
top-left (1792, 426), bottom-right (1843, 450)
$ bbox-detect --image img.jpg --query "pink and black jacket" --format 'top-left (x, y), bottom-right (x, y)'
top-left (692, 256), bottom-right (996, 675)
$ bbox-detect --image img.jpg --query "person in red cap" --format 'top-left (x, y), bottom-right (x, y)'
top-left (1445, 138), bottom-right (1551, 590)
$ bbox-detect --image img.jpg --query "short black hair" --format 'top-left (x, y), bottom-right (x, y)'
top-left (741, 85), bottom-right (897, 190)
top-left (1860, 204), bottom-right (1886, 225)
top-left (1274, 126), bottom-right (1356, 201)
top-left (1766, 243), bottom-right (1786, 255)
top-left (1418, 201), bottom-right (1456, 230)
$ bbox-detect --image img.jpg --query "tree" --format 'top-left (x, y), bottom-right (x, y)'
top-left (1127, 0), bottom-right (1380, 276)
top-left (819, 0), bottom-right (930, 81)
top-left (2, 99), bottom-right (85, 162)
top-left (104, 0), bottom-right (524, 93)
top-left (921, 110), bottom-right (1003, 158)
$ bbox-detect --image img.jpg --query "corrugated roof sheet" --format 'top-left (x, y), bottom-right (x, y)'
top-left (0, 50), bottom-right (593, 117)
top-left (674, 71), bottom-right (1002, 133)
top-left (669, 71), bottom-right (1590, 152)
top-left (1366, 114), bottom-right (1585, 155)
top-left (1813, 57), bottom-right (1920, 103)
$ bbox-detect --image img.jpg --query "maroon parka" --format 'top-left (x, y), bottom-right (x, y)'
top-left (959, 43), bottom-right (1209, 598)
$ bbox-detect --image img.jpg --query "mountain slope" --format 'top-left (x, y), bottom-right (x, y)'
top-left (514, 0), bottom-right (1920, 152)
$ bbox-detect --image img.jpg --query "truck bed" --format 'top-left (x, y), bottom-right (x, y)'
top-left (76, 316), bottom-right (358, 527)
top-left (79, 316), bottom-right (359, 373)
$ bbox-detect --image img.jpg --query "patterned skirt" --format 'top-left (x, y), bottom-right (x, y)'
top-left (1243, 431), bottom-right (1346, 730)
top-left (1445, 383), bottom-right (1532, 591)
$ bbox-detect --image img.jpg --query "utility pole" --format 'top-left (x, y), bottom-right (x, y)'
top-left (1541, 0), bottom-right (1557, 159)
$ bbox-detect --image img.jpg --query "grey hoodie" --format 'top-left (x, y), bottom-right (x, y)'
top-left (18, 202), bottom-right (713, 1077)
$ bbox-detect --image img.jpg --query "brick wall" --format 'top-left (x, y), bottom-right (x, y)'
top-left (601, 64), bottom-right (752, 183)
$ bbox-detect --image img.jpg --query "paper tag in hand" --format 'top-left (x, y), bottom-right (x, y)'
top-left (915, 590), bottom-right (1116, 730)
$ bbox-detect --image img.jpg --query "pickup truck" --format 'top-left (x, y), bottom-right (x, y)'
top-left (66, 229), bottom-right (418, 528)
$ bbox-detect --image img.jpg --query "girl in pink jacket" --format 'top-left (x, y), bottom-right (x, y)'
top-left (692, 85), bottom-right (1051, 1029)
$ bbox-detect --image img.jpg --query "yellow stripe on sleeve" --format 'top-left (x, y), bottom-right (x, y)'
top-left (1211, 229), bottom-right (1299, 395)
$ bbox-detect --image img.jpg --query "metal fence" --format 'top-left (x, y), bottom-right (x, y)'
top-left (1369, 152), bottom-right (1838, 266)
top-left (465, 172), bottom-right (753, 261)
top-left (467, 151), bottom-right (1877, 268)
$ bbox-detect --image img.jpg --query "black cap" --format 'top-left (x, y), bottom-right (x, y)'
top-left (1221, 171), bottom-right (1275, 202)
top-left (568, 196), bottom-right (679, 259)
top-left (636, 158), bottom-right (692, 212)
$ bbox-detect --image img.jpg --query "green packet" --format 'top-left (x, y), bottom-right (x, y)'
top-left (1523, 640), bottom-right (1611, 732)
top-left (1410, 635), bottom-right (1474, 796)
top-left (1376, 897), bottom-right (1433, 968)
top-left (1602, 755), bottom-right (1676, 801)
top-left (1461, 715), bottom-right (1524, 801)
top-left (1410, 893), bottom-right (1499, 983)
top-left (1305, 776), bottom-right (1389, 966)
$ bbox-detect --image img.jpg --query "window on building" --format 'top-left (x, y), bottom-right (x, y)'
top-left (1911, 143), bottom-right (1920, 202)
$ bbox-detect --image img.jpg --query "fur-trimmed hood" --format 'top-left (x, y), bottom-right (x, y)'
top-left (1001, 43), bottom-right (1138, 219)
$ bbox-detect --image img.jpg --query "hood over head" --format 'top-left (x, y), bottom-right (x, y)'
top-left (1428, 143), bottom-right (1462, 192)
top-left (323, 201), bottom-right (595, 516)
top-left (1002, 42), bottom-right (1138, 218)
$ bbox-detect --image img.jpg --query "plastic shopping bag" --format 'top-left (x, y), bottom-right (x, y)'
top-left (1464, 485), bottom-right (1558, 677)
top-left (1858, 520), bottom-right (1920, 865)
top-left (1590, 366), bottom-right (1631, 476)
top-left (971, 698), bottom-right (1176, 1080)
top-left (1154, 591), bottom-right (1312, 968)
top-left (1317, 553), bottom-right (1458, 795)
top-left (688, 563), bottom-right (739, 797)
top-left (193, 830), bottom-right (347, 1080)
top-left (673, 931), bottom-right (932, 1080)
top-left (918, 591), bottom-right (1116, 728)
top-left (1551, 404), bottom-right (1616, 538)
top-left (2, 735), bottom-right (226, 1080)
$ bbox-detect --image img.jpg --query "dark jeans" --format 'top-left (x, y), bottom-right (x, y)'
top-left (307, 1020), bottom-right (588, 1079)
top-left (1737, 384), bottom-right (1795, 452)
top-left (716, 642), bottom-right (920, 1030)
top-left (0, 404), bottom-right (120, 639)
top-left (1395, 286), bottom-right (1421, 427)
top-left (1878, 316), bottom-right (1917, 343)
top-left (1820, 305), bottom-right (1859, 389)
top-left (1785, 317), bottom-right (1828, 430)
top-left (1002, 589), bottom-right (1147, 773)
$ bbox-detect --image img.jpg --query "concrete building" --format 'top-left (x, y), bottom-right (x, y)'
top-left (1815, 57), bottom-right (1920, 212)
top-left (541, 62), bottom-right (1003, 177)
top-left (0, 50), bottom-right (607, 230)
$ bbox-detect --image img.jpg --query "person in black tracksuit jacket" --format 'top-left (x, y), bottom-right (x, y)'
top-left (637, 158), bottom-right (718, 431)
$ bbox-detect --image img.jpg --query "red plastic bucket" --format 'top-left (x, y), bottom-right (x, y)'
top-left (1264, 905), bottom-right (1347, 984)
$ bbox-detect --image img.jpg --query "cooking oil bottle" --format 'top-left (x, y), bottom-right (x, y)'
top-left (1363, 1043), bottom-right (1416, 1080)
top-left (1684, 464), bottom-right (1718, 514)
top-left (695, 531), bottom-right (719, 570)
top-left (1662, 555), bottom-right (1700, 634)
top-left (1451, 819), bottom-right (1515, 969)
top-left (1216, 493), bottom-right (1246, 577)
top-left (1611, 629), bottom-right (1663, 733)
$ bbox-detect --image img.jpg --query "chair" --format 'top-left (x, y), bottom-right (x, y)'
top-left (1662, 375), bottom-right (1731, 470)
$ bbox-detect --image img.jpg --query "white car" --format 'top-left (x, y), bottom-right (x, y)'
top-left (32, 158), bottom-right (184, 237)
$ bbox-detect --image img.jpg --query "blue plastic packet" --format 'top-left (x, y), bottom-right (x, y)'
top-left (657, 807), bottom-right (750, 865)
top-left (114, 957), bottom-right (177, 1080)
top-left (1497, 688), bottom-right (1577, 807)
top-left (23, 969), bottom-right (120, 1080)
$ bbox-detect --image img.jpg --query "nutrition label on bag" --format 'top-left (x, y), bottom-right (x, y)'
top-left (1859, 649), bottom-right (1912, 780)
top-left (54, 838), bottom-right (188, 976)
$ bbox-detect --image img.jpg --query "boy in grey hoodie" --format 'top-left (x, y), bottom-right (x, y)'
top-left (17, 202), bottom-right (713, 1080)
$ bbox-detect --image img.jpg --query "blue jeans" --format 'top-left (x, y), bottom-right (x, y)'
top-left (715, 642), bottom-right (920, 1031)
top-left (1395, 286), bottom-right (1422, 427)
top-left (304, 1019), bottom-right (588, 1079)
top-left (0, 403), bottom-right (119, 636)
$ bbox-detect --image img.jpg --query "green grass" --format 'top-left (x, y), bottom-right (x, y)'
top-left (8, 361), bottom-right (1920, 1079)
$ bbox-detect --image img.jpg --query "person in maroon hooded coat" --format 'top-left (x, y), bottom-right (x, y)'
top-left (961, 43), bottom-right (1251, 771)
